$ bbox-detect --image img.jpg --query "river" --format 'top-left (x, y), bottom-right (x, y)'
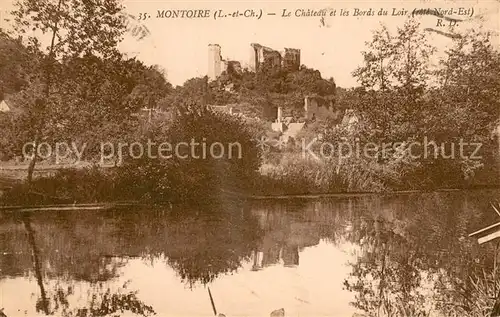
top-left (1, 189), bottom-right (499, 316)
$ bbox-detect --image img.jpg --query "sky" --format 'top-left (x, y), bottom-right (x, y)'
top-left (1, 0), bottom-right (499, 87)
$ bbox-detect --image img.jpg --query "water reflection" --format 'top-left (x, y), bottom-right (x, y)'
top-left (0, 190), bottom-right (499, 316)
top-left (22, 213), bottom-right (49, 314)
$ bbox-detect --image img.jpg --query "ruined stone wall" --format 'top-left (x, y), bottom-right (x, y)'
top-left (249, 43), bottom-right (286, 72)
top-left (213, 43), bottom-right (300, 77)
top-left (304, 96), bottom-right (335, 120)
top-left (262, 49), bottom-right (282, 70)
top-left (282, 48), bottom-right (301, 71)
top-left (249, 44), bottom-right (259, 72)
top-left (249, 43), bottom-right (269, 72)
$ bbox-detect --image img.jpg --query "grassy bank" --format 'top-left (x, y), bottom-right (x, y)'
top-left (2, 152), bottom-right (499, 206)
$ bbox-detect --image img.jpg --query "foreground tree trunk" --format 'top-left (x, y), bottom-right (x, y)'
top-left (25, 0), bottom-right (63, 184)
top-left (26, 139), bottom-right (38, 184)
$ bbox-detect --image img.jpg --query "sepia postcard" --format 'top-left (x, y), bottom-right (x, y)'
top-left (0, 0), bottom-right (499, 316)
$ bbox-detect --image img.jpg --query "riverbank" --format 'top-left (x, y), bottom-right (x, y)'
top-left (223, 186), bottom-right (500, 200)
top-left (1, 164), bottom-right (499, 208)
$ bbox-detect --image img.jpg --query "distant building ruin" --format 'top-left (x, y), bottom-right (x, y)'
top-left (282, 48), bottom-right (301, 71)
top-left (208, 43), bottom-right (300, 80)
top-left (207, 44), bottom-right (222, 81)
top-left (249, 43), bottom-right (282, 72)
top-left (249, 43), bottom-right (300, 72)
top-left (304, 95), bottom-right (335, 120)
top-left (207, 44), bottom-right (242, 81)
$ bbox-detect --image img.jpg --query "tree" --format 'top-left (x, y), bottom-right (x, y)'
top-left (128, 64), bottom-right (172, 111)
top-left (353, 20), bottom-right (436, 142)
top-left (353, 24), bottom-right (394, 91)
top-left (436, 29), bottom-right (500, 137)
top-left (49, 56), bottom-right (170, 160)
top-left (430, 29), bottom-right (500, 183)
top-left (119, 106), bottom-right (261, 203)
top-left (10, 0), bottom-right (127, 182)
top-left (0, 30), bottom-right (32, 94)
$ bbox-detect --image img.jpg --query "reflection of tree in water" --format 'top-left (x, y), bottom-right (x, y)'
top-left (31, 202), bottom-right (264, 287)
top-left (0, 221), bottom-right (32, 278)
top-left (5, 191), bottom-right (500, 316)
top-left (1, 210), bottom-right (130, 283)
top-left (20, 212), bottom-right (155, 316)
top-left (133, 204), bottom-right (264, 286)
top-left (405, 192), bottom-right (500, 317)
top-left (23, 212), bottom-right (50, 314)
top-left (1, 201), bottom-right (263, 289)
top-left (342, 191), bottom-right (500, 317)
top-left (46, 282), bottom-right (155, 317)
top-left (343, 217), bottom-right (428, 317)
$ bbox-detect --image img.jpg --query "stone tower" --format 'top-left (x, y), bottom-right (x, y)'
top-left (208, 44), bottom-right (223, 81)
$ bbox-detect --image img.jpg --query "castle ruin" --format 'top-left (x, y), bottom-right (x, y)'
top-left (208, 43), bottom-right (300, 80)
top-left (248, 43), bottom-right (301, 72)
top-left (207, 44), bottom-right (242, 81)
top-left (282, 48), bottom-right (301, 71)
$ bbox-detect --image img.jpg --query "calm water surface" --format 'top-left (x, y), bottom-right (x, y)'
top-left (1, 190), bottom-right (500, 317)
